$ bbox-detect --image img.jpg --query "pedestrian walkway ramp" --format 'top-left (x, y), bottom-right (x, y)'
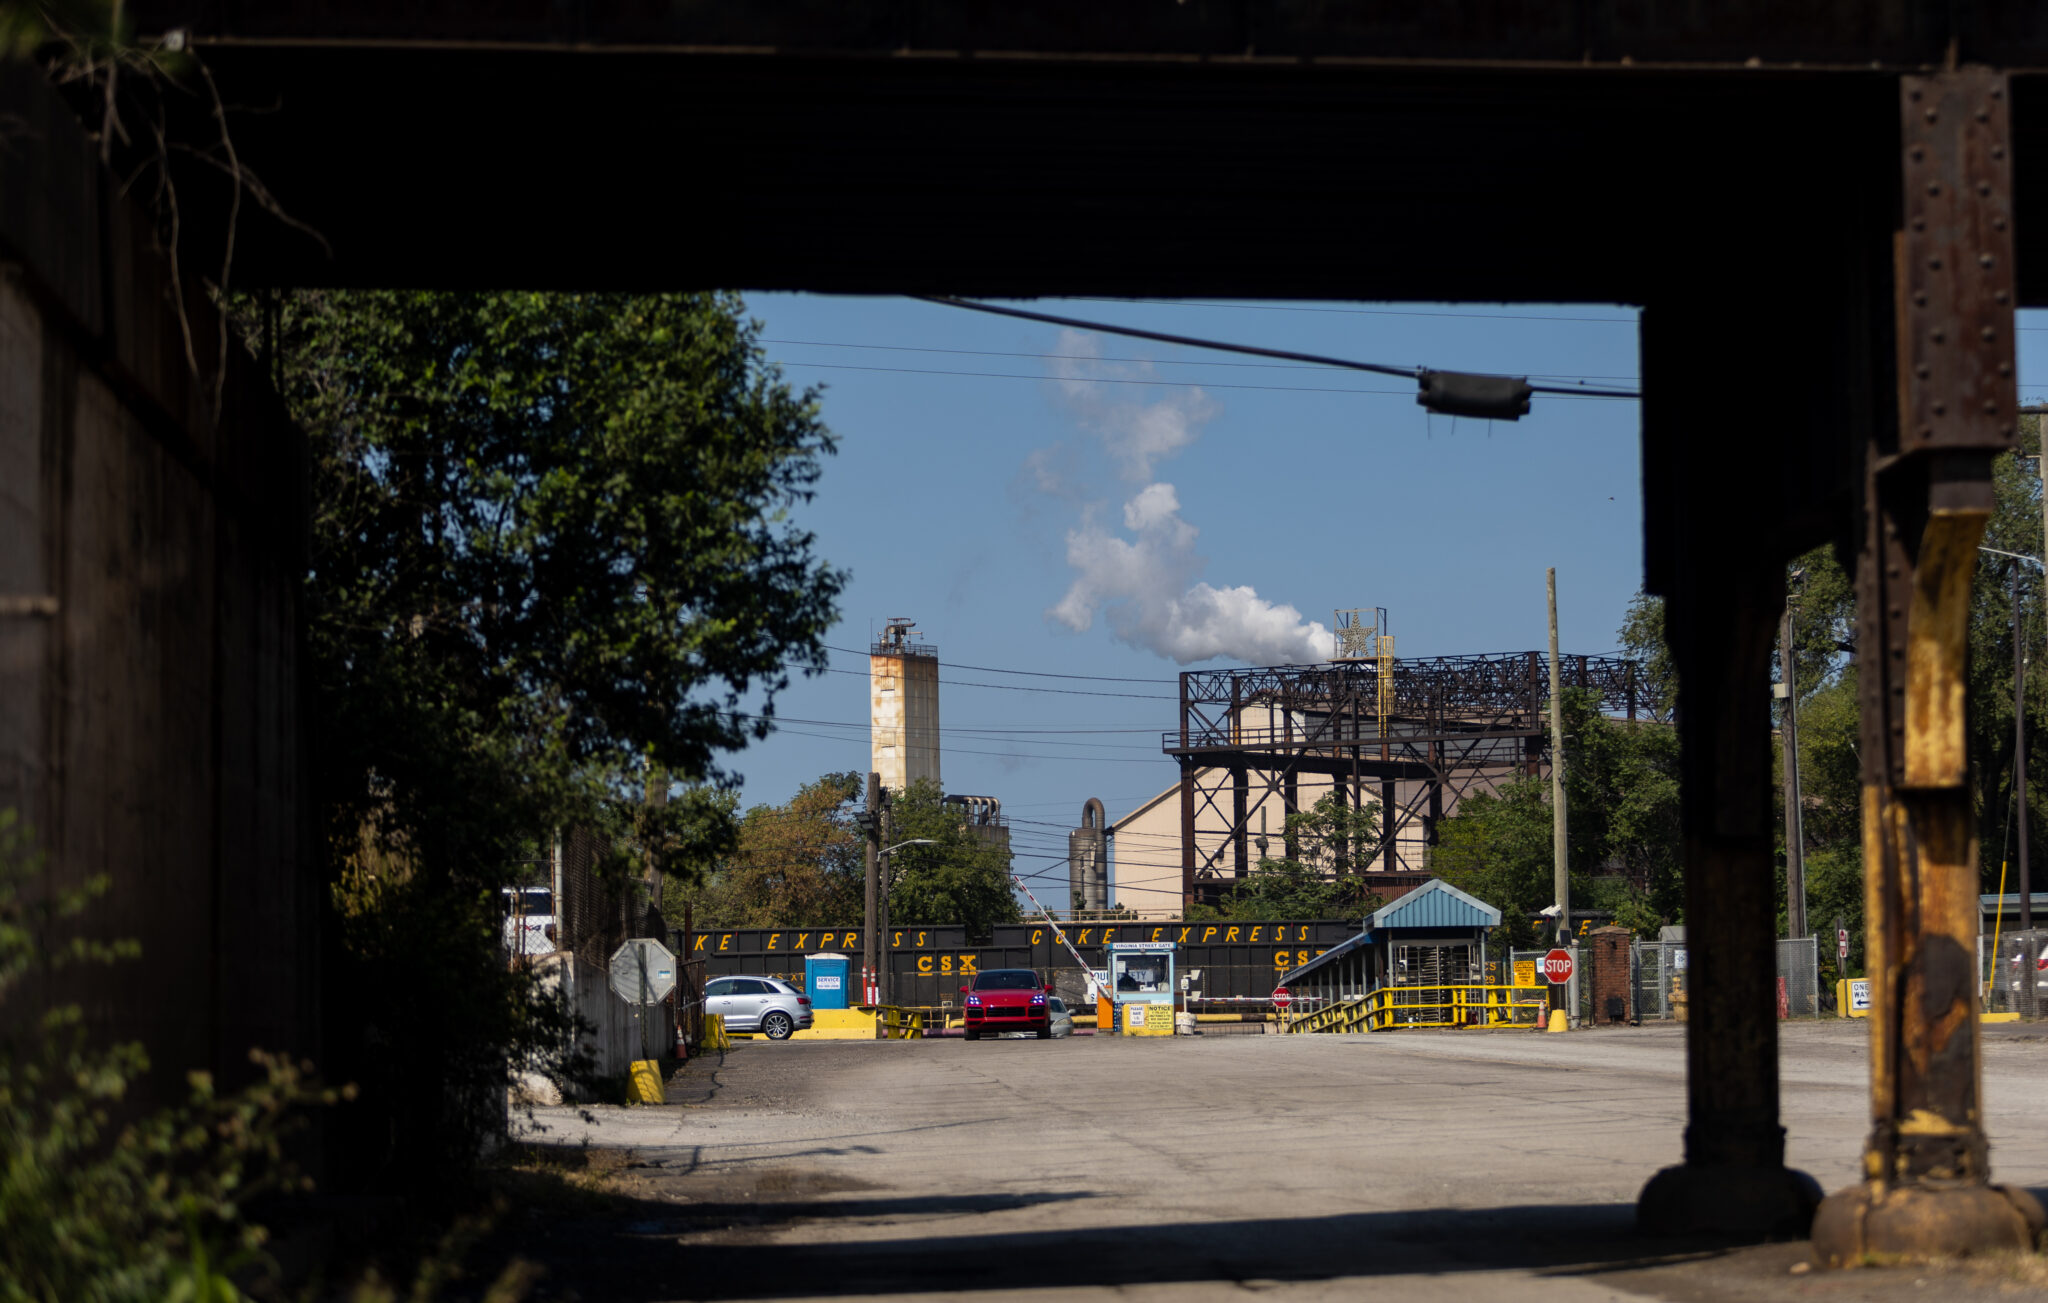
top-left (1286, 984), bottom-right (1549, 1032)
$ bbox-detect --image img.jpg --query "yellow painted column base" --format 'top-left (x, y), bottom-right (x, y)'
top-left (1546, 1008), bottom-right (1569, 1033)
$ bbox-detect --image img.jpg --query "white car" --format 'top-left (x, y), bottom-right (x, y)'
top-left (501, 887), bottom-right (556, 957)
top-left (704, 976), bottom-right (814, 1040)
top-left (1048, 996), bottom-right (1075, 1038)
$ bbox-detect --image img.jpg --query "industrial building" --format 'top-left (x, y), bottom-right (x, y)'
top-left (1108, 647), bottom-right (1642, 914)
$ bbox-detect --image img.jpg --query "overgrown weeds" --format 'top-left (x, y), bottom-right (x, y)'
top-left (0, 811), bottom-right (345, 1302)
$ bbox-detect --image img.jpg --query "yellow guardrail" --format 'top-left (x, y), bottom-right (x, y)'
top-left (1286, 984), bottom-right (1551, 1033)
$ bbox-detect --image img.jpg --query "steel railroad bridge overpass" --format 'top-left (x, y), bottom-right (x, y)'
top-left (7, 0), bottom-right (2048, 1267)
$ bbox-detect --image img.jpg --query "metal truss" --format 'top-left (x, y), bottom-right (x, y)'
top-left (1164, 652), bottom-right (1641, 903)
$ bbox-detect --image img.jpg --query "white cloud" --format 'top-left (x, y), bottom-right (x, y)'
top-left (1030, 331), bottom-right (1330, 666)
top-left (1049, 482), bottom-right (1330, 665)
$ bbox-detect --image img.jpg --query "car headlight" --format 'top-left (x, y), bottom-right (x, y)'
top-left (1031, 994), bottom-right (1046, 1005)
top-left (966, 995), bottom-right (981, 1006)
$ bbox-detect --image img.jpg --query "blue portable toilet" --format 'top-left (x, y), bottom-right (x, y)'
top-left (804, 953), bottom-right (851, 1010)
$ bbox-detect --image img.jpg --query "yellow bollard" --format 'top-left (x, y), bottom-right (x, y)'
top-left (628, 1059), bottom-right (665, 1104)
top-left (1546, 1008), bottom-right (1569, 1033)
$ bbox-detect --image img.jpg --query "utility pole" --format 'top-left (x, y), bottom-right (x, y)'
top-left (2016, 566), bottom-right (2035, 1016)
top-left (2032, 409), bottom-right (2046, 986)
top-left (1780, 596), bottom-right (1807, 940)
top-left (877, 797), bottom-right (894, 1008)
top-left (644, 764), bottom-right (668, 924)
top-left (863, 771), bottom-right (881, 1005)
top-left (1547, 568), bottom-right (1569, 952)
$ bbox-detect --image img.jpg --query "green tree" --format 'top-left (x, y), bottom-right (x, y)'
top-left (1195, 794), bottom-right (1387, 921)
top-left (259, 289), bottom-right (845, 1191)
top-left (884, 780), bottom-right (1021, 938)
top-left (1432, 780), bottom-right (1557, 948)
top-left (674, 774), bottom-right (863, 928)
top-left (1969, 415), bottom-right (2048, 895)
top-left (1618, 592), bottom-right (1677, 722)
top-left (1433, 690), bottom-right (1681, 947)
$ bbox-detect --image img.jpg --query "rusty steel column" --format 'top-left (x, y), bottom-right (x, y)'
top-left (1637, 551), bottom-right (1820, 1237)
top-left (1381, 778), bottom-right (1398, 872)
top-left (1813, 69), bottom-right (2044, 1266)
top-left (1634, 211), bottom-right (1824, 1239)
top-left (1232, 767), bottom-right (1249, 878)
top-left (1179, 758), bottom-right (1197, 907)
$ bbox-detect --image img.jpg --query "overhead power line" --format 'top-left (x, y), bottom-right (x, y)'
top-left (806, 664), bottom-right (1174, 701)
top-left (762, 337), bottom-right (1639, 385)
top-left (780, 360), bottom-right (1414, 398)
top-left (824, 643), bottom-right (1176, 685)
top-left (911, 296), bottom-right (1642, 416)
top-left (1067, 297), bottom-right (1643, 325)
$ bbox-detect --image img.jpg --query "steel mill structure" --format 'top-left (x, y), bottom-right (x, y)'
top-left (1162, 653), bottom-right (1641, 907)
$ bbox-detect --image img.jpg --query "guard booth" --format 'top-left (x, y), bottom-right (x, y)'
top-left (1109, 941), bottom-right (1176, 1036)
top-left (1277, 879), bottom-right (1523, 1030)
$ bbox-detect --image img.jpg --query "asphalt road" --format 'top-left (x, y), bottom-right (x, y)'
top-left (509, 1021), bottom-right (2048, 1301)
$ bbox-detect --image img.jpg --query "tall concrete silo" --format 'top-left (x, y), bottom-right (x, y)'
top-left (1070, 798), bottom-right (1108, 912)
top-left (870, 618), bottom-right (940, 792)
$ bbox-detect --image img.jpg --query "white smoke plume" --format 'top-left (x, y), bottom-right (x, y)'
top-left (1047, 329), bottom-right (1216, 482)
top-left (1049, 482), bottom-right (1332, 666)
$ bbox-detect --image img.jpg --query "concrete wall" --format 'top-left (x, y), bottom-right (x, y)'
top-left (0, 63), bottom-right (314, 1095)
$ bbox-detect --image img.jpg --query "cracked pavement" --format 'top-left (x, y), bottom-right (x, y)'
top-left (505, 1022), bottom-right (2048, 1301)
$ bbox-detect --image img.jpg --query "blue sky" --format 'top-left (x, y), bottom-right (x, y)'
top-left (722, 294), bottom-right (2048, 900)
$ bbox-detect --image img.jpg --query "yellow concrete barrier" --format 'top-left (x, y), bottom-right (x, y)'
top-left (791, 1008), bottom-right (882, 1040)
top-left (628, 1059), bottom-right (665, 1104)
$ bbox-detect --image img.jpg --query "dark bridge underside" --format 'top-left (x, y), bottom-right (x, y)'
top-left (125, 4), bottom-right (2048, 303)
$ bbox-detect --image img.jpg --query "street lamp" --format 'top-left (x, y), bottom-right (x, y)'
top-left (876, 839), bottom-right (936, 1007)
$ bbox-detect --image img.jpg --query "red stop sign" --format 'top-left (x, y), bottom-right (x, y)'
top-left (1272, 986), bottom-right (1292, 1010)
top-left (1542, 948), bottom-right (1575, 984)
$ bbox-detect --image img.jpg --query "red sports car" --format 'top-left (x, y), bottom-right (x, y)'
top-left (961, 968), bottom-right (1054, 1040)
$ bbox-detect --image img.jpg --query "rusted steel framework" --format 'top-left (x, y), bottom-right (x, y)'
top-left (1163, 653), bottom-right (1637, 904)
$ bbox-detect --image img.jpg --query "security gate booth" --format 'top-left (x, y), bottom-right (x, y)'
top-left (1109, 942), bottom-right (1176, 1036)
top-left (1280, 880), bottom-right (1542, 1032)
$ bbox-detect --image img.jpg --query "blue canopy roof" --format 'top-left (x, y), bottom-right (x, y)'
top-left (1369, 878), bottom-right (1502, 930)
top-left (1269, 880), bottom-right (1503, 990)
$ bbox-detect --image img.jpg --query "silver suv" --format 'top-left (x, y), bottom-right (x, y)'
top-left (704, 975), bottom-right (814, 1040)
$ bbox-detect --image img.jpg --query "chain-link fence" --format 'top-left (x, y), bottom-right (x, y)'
top-left (1622, 937), bottom-right (1817, 1020)
top-left (1633, 940), bottom-right (1684, 1021)
top-left (1980, 928), bottom-right (2048, 1016)
top-left (1777, 935), bottom-right (1820, 1018)
top-left (557, 824), bottom-right (656, 961)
